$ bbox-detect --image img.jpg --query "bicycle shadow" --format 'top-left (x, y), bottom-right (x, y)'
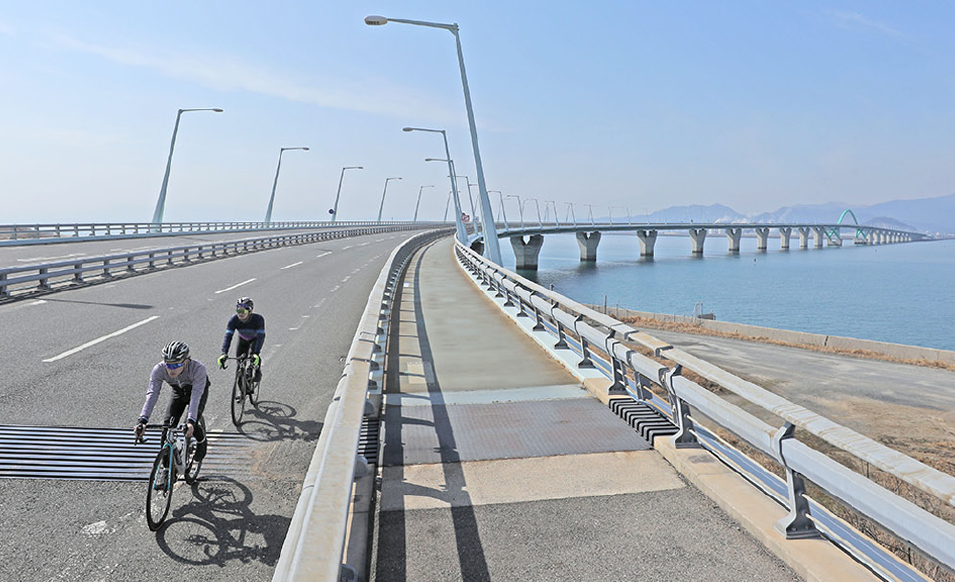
top-left (153, 476), bottom-right (290, 567)
top-left (232, 400), bottom-right (322, 443)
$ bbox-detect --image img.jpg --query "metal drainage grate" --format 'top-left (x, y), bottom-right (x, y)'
top-left (0, 424), bottom-right (253, 482)
top-left (608, 399), bottom-right (678, 443)
top-left (359, 416), bottom-right (380, 464)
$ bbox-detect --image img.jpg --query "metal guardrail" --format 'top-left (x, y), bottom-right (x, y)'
top-left (454, 241), bottom-right (955, 579)
top-left (0, 225), bottom-right (425, 300)
top-left (0, 220), bottom-right (448, 246)
top-left (271, 228), bottom-right (450, 582)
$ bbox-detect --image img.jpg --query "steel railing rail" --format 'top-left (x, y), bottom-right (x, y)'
top-left (0, 220), bottom-right (450, 246)
top-left (272, 228), bottom-right (451, 582)
top-left (0, 225), bottom-right (427, 301)
top-left (454, 240), bottom-right (955, 577)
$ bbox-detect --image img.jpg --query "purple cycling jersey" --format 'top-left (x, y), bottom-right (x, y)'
top-left (139, 359), bottom-right (208, 423)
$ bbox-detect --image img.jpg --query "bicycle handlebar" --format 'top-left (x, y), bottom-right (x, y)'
top-left (134, 422), bottom-right (190, 445)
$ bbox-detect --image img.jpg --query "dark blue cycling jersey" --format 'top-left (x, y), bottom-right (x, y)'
top-left (220, 313), bottom-right (266, 355)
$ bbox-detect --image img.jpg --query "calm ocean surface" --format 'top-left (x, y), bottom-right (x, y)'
top-left (500, 233), bottom-right (955, 352)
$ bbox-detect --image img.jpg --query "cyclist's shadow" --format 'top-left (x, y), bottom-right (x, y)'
top-left (233, 400), bottom-right (322, 442)
top-left (153, 476), bottom-right (290, 567)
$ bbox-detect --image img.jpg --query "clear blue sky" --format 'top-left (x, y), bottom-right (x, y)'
top-left (2, 1), bottom-right (954, 223)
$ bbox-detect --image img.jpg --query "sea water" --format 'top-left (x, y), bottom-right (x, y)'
top-left (500, 233), bottom-right (955, 351)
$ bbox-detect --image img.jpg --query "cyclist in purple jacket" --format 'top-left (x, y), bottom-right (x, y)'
top-left (217, 297), bottom-right (266, 385)
top-left (134, 341), bottom-right (209, 462)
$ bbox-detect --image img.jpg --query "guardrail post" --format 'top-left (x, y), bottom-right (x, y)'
top-left (552, 304), bottom-right (569, 349)
top-left (102, 258), bottom-right (112, 278)
top-left (772, 422), bottom-right (820, 539)
top-left (661, 365), bottom-right (699, 448)
top-left (575, 315), bottom-right (595, 368)
top-left (37, 267), bottom-right (51, 289)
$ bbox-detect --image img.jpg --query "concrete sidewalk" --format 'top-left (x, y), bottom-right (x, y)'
top-left (369, 237), bottom-right (879, 582)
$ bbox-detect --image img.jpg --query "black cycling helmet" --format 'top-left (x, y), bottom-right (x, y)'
top-left (161, 341), bottom-right (190, 362)
top-left (236, 297), bottom-right (254, 311)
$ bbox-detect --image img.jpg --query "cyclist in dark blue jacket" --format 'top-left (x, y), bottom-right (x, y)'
top-left (217, 297), bottom-right (266, 384)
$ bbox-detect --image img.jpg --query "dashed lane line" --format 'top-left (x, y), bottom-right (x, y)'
top-left (215, 278), bottom-right (256, 294)
top-left (42, 316), bottom-right (160, 362)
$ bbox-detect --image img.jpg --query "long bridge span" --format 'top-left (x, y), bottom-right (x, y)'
top-left (0, 224), bottom-right (952, 582)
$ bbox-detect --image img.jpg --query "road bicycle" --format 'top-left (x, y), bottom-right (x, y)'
top-left (222, 355), bottom-right (261, 425)
top-left (135, 418), bottom-right (205, 531)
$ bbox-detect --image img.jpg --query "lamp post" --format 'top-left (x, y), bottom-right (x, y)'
top-left (444, 191), bottom-right (452, 222)
top-left (366, 15), bottom-right (502, 264)
top-left (405, 127), bottom-right (467, 243)
top-left (584, 203), bottom-right (596, 227)
top-left (488, 190), bottom-right (507, 230)
top-left (377, 177), bottom-right (402, 223)
top-left (414, 185), bottom-right (434, 222)
top-left (545, 200), bottom-right (560, 227)
top-left (331, 166), bottom-right (363, 222)
top-left (264, 147), bottom-right (309, 224)
top-left (526, 197), bottom-right (543, 228)
top-left (151, 107), bottom-right (223, 224)
top-left (507, 194), bottom-right (525, 229)
top-left (565, 202), bottom-right (577, 227)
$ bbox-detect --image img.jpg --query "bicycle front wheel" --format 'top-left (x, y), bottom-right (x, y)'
top-left (231, 367), bottom-right (247, 426)
top-left (146, 448), bottom-right (173, 531)
top-left (249, 371), bottom-right (260, 407)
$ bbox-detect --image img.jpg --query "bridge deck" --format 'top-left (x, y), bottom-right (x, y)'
top-left (367, 237), bottom-right (879, 582)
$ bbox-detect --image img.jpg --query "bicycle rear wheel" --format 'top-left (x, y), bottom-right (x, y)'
top-left (231, 366), bottom-right (247, 425)
top-left (146, 447), bottom-right (173, 531)
top-left (184, 416), bottom-right (205, 484)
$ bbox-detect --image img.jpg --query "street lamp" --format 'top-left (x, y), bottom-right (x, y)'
top-left (525, 197), bottom-right (543, 228)
top-left (367, 15), bottom-right (502, 264)
top-left (151, 107), bottom-right (223, 224)
top-left (584, 203), bottom-right (596, 227)
top-left (264, 147), bottom-right (309, 224)
top-left (565, 202), bottom-right (577, 227)
top-left (377, 177), bottom-right (402, 223)
top-left (406, 127), bottom-right (467, 243)
top-left (545, 200), bottom-right (560, 227)
top-left (488, 190), bottom-right (507, 230)
top-left (414, 185), bottom-right (434, 222)
top-left (331, 166), bottom-right (363, 222)
top-left (506, 194), bottom-right (525, 229)
top-left (467, 182), bottom-right (483, 235)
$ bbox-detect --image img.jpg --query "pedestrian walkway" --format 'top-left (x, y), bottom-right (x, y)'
top-left (369, 237), bottom-right (879, 582)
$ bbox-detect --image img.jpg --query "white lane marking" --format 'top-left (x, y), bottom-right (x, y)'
top-left (316, 251), bottom-right (332, 258)
top-left (341, 245), bottom-right (353, 250)
top-left (341, 275), bottom-right (351, 283)
top-left (329, 285), bottom-right (340, 293)
top-left (17, 253), bottom-right (85, 262)
top-left (215, 278), bottom-right (256, 294)
top-left (358, 242), bottom-right (370, 247)
top-left (289, 315), bottom-right (311, 331)
top-left (43, 316), bottom-right (160, 362)
top-left (313, 299), bottom-right (327, 309)
top-left (28, 300), bottom-right (47, 306)
top-left (281, 261), bottom-right (303, 270)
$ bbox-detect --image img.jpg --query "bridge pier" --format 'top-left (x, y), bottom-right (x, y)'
top-left (755, 227), bottom-right (770, 251)
top-left (509, 235), bottom-right (544, 270)
top-left (725, 228), bottom-right (742, 253)
top-left (575, 231), bottom-right (601, 262)
top-left (779, 227), bottom-right (792, 250)
top-left (636, 229), bottom-right (658, 257)
top-left (689, 228), bottom-right (707, 255)
top-left (798, 227), bottom-right (811, 249)
top-left (812, 227), bottom-right (826, 249)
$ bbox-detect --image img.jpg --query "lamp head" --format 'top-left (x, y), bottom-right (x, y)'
top-left (402, 127), bottom-right (414, 132)
top-left (365, 15), bottom-right (388, 26)
top-left (213, 108), bottom-right (224, 112)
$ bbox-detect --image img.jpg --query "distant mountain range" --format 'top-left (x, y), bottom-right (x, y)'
top-left (622, 193), bottom-right (955, 235)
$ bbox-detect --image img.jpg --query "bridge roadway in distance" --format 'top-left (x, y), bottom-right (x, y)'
top-left (0, 227), bottom-right (338, 268)
top-left (0, 230), bottom-right (416, 582)
top-left (366, 236), bottom-right (881, 582)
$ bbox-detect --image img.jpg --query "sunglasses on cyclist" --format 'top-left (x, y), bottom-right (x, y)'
top-left (236, 308), bottom-right (250, 314)
top-left (164, 361), bottom-right (185, 370)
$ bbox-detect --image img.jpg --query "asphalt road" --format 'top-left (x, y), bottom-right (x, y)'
top-left (0, 230), bottom-right (416, 582)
